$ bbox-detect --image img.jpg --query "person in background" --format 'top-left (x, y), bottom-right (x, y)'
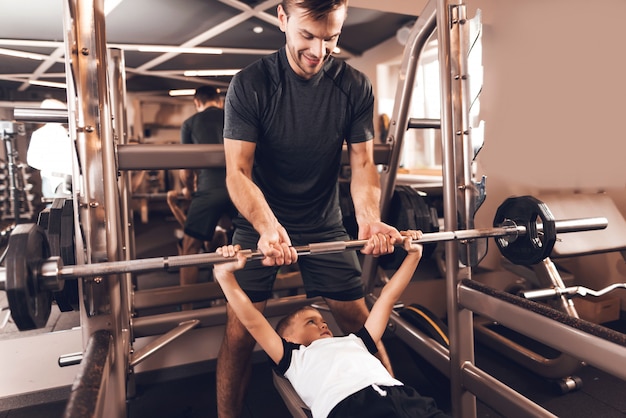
top-left (213, 230), bottom-right (450, 418)
top-left (26, 98), bottom-right (73, 200)
top-left (218, 0), bottom-right (403, 415)
top-left (178, 85), bottom-right (235, 310)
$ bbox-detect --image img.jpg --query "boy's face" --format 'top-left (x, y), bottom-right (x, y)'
top-left (284, 308), bottom-right (333, 346)
top-left (278, 3), bottom-right (346, 80)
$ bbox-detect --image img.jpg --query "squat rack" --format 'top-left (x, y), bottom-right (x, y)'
top-left (362, 1), bottom-right (626, 418)
top-left (7, 0), bottom-right (626, 417)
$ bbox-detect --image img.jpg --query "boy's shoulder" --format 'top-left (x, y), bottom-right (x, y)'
top-left (273, 338), bottom-right (299, 375)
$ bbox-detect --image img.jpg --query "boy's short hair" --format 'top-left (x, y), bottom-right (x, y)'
top-left (275, 305), bottom-right (320, 338)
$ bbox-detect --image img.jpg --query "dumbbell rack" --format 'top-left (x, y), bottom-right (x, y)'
top-left (0, 122), bottom-right (39, 225)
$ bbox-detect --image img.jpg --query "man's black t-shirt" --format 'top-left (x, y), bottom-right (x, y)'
top-left (224, 47), bottom-right (374, 232)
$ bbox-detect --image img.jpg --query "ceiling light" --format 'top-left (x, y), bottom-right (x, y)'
top-left (137, 46), bottom-right (223, 54)
top-left (253, 26), bottom-right (264, 34)
top-left (29, 80), bottom-right (67, 89)
top-left (396, 20), bottom-right (416, 46)
top-left (0, 48), bottom-right (45, 61)
top-left (333, 47), bottom-right (341, 54)
top-left (168, 89), bottom-right (196, 97)
top-left (184, 69), bottom-right (241, 77)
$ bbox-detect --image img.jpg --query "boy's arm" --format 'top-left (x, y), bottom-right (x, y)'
top-left (213, 248), bottom-right (285, 364)
top-left (365, 230), bottom-right (423, 343)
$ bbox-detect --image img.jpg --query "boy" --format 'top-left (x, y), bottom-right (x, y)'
top-left (213, 230), bottom-right (450, 418)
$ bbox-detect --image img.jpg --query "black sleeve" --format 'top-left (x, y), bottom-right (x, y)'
top-left (272, 338), bottom-right (299, 375)
top-left (355, 327), bottom-right (378, 355)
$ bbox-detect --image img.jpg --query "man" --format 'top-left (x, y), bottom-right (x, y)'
top-left (26, 98), bottom-right (74, 199)
top-left (219, 0), bottom-right (402, 415)
top-left (178, 86), bottom-right (234, 310)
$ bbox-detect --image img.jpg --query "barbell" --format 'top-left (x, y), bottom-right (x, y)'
top-left (0, 195), bottom-right (609, 330)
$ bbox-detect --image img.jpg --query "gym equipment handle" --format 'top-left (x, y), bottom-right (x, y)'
top-left (522, 282), bottom-right (626, 301)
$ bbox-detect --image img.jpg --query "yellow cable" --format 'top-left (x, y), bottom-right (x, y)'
top-left (404, 305), bottom-right (450, 347)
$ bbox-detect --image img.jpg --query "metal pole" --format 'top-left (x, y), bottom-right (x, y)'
top-left (13, 108), bottom-right (68, 124)
top-left (361, 0), bottom-right (438, 294)
top-left (436, 0), bottom-right (477, 416)
top-left (62, 0), bottom-right (127, 416)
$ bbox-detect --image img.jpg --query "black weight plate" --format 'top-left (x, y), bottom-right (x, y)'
top-left (44, 198), bottom-right (65, 260)
top-left (338, 181), bottom-right (357, 239)
top-left (36, 198), bottom-right (75, 311)
top-left (6, 223), bottom-right (52, 330)
top-left (37, 207), bottom-right (50, 230)
top-left (59, 199), bottom-right (75, 266)
top-left (379, 186), bottom-right (438, 270)
top-left (493, 195), bottom-right (557, 265)
top-left (55, 199), bottom-right (78, 311)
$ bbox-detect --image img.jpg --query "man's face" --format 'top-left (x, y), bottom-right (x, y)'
top-left (278, 3), bottom-right (347, 79)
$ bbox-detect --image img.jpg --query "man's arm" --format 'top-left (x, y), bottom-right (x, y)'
top-left (365, 230), bottom-right (424, 342)
top-left (348, 140), bottom-right (402, 255)
top-left (180, 169), bottom-right (195, 198)
top-left (213, 246), bottom-right (285, 364)
top-left (179, 119), bottom-right (195, 194)
top-left (166, 189), bottom-right (187, 228)
top-left (223, 138), bottom-right (296, 265)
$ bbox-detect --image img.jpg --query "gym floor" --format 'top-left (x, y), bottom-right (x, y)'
top-left (1, 208), bottom-right (626, 418)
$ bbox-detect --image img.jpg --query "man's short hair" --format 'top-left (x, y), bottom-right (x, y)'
top-left (194, 85), bottom-right (220, 104)
top-left (281, 0), bottom-right (348, 20)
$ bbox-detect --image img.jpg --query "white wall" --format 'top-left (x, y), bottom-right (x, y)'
top-left (347, 34), bottom-right (407, 141)
top-left (466, 0), bottom-right (626, 291)
top-left (469, 0), bottom-right (626, 186)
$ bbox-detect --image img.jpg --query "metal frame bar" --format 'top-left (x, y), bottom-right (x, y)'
top-left (436, 1), bottom-right (477, 416)
top-left (62, 0), bottom-right (128, 416)
top-left (132, 295), bottom-right (322, 337)
top-left (114, 143), bottom-right (392, 170)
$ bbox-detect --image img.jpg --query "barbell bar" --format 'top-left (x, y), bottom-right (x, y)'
top-left (1, 195), bottom-right (610, 330)
top-left (1, 215), bottom-right (609, 289)
top-left (44, 217), bottom-right (605, 282)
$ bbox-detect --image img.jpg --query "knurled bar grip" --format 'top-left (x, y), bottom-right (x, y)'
top-left (44, 217), bottom-right (608, 282)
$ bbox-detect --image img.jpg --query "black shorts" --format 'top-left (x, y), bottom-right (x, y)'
top-left (183, 189), bottom-right (235, 242)
top-left (328, 385), bottom-right (450, 418)
top-left (232, 225), bottom-right (364, 303)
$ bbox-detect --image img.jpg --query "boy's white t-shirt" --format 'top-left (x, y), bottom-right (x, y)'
top-left (275, 328), bottom-right (403, 418)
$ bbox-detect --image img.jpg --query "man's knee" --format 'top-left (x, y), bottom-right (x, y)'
top-left (181, 234), bottom-right (203, 255)
top-left (324, 297), bottom-right (369, 333)
top-left (221, 302), bottom-right (265, 352)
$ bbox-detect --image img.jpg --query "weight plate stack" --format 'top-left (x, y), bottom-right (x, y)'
top-left (37, 198), bottom-right (78, 312)
top-left (379, 185), bottom-right (439, 270)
